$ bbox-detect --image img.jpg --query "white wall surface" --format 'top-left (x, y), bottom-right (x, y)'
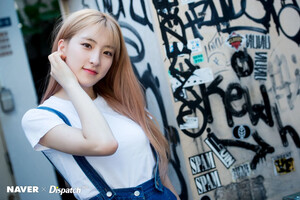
top-left (0, 1), bottom-right (60, 199)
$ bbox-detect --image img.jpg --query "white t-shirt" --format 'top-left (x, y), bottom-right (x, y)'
top-left (22, 95), bottom-right (156, 200)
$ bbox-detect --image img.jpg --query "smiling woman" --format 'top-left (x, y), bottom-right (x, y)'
top-left (21, 9), bottom-right (179, 200)
top-left (53, 24), bottom-right (115, 98)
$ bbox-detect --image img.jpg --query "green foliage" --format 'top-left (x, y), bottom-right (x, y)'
top-left (19, 0), bottom-right (60, 36)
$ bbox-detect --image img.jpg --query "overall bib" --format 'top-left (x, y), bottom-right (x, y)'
top-left (37, 106), bottom-right (177, 200)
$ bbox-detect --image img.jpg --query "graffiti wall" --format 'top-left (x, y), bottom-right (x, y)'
top-left (61, 0), bottom-right (300, 200)
top-left (149, 0), bottom-right (300, 199)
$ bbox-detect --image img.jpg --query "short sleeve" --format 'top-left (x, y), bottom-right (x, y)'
top-left (21, 108), bottom-right (65, 151)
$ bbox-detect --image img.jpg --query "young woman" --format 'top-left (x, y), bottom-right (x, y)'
top-left (22, 9), bottom-right (179, 200)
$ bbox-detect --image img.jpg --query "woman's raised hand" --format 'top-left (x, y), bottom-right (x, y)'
top-left (42, 51), bottom-right (118, 156)
top-left (48, 51), bottom-right (79, 89)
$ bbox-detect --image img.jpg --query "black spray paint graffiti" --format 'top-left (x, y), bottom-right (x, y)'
top-left (229, 50), bottom-right (300, 149)
top-left (151, 6), bottom-right (300, 192)
top-left (83, 0), bottom-right (153, 31)
top-left (129, 0), bottom-right (153, 31)
top-left (137, 64), bottom-right (188, 200)
top-left (151, 0), bottom-right (297, 135)
top-left (225, 83), bottom-right (273, 127)
top-left (101, 0), bottom-right (125, 19)
top-left (206, 54), bottom-right (300, 149)
top-left (273, 104), bottom-right (300, 148)
top-left (119, 21), bottom-right (145, 63)
top-left (153, 0), bottom-right (300, 46)
top-left (231, 49), bottom-right (253, 78)
top-left (185, 0), bottom-right (300, 45)
top-left (269, 54), bottom-right (300, 110)
top-left (81, 0), bottom-right (125, 19)
top-left (152, 1), bottom-right (300, 144)
top-left (206, 128), bottom-right (275, 170)
top-left (158, 21), bottom-right (300, 150)
top-left (174, 71), bottom-right (275, 138)
top-left (152, 1), bottom-right (300, 128)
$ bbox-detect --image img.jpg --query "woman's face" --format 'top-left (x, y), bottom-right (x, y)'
top-left (59, 24), bottom-right (115, 95)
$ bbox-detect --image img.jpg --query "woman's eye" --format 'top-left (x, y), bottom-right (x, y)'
top-left (82, 43), bottom-right (92, 48)
top-left (104, 51), bottom-right (113, 56)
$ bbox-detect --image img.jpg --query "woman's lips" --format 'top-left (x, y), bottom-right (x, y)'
top-left (83, 68), bottom-right (98, 75)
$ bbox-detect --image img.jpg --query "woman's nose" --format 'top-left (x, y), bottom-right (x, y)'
top-left (89, 51), bottom-right (100, 66)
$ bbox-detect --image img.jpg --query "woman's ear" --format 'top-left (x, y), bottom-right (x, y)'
top-left (57, 39), bottom-right (66, 53)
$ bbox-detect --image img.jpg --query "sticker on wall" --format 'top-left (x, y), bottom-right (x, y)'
top-left (183, 67), bottom-right (214, 88)
top-left (189, 151), bottom-right (216, 175)
top-left (254, 52), bottom-right (268, 80)
top-left (272, 152), bottom-right (295, 176)
top-left (205, 132), bottom-right (236, 168)
top-left (179, 116), bottom-right (198, 130)
top-left (246, 34), bottom-right (270, 49)
top-left (180, 0), bottom-right (197, 4)
top-left (170, 74), bottom-right (182, 90)
top-left (215, 175), bottom-right (265, 198)
top-left (192, 54), bottom-right (204, 64)
top-left (194, 170), bottom-right (222, 195)
top-left (233, 125), bottom-right (251, 139)
top-left (226, 32), bottom-right (245, 51)
top-left (231, 162), bottom-right (252, 181)
top-left (169, 73), bottom-right (187, 101)
top-left (169, 42), bottom-right (184, 57)
top-left (0, 31), bottom-right (12, 57)
top-left (0, 17), bottom-right (11, 28)
top-left (187, 38), bottom-right (202, 53)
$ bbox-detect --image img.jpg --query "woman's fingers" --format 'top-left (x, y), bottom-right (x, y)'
top-left (48, 51), bottom-right (78, 89)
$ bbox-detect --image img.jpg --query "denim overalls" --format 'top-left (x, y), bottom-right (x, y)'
top-left (37, 106), bottom-right (177, 200)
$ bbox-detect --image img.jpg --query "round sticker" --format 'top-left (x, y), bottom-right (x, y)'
top-left (233, 125), bottom-right (251, 139)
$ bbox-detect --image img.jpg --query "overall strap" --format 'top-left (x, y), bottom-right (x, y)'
top-left (38, 106), bottom-right (71, 125)
top-left (150, 145), bottom-right (163, 192)
top-left (37, 106), bottom-right (116, 200)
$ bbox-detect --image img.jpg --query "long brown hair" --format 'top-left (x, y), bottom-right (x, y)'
top-left (41, 9), bottom-right (170, 183)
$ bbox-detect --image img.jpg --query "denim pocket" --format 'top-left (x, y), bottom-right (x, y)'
top-left (163, 187), bottom-right (177, 200)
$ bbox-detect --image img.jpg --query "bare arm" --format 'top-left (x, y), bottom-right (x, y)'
top-left (39, 52), bottom-right (118, 156)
